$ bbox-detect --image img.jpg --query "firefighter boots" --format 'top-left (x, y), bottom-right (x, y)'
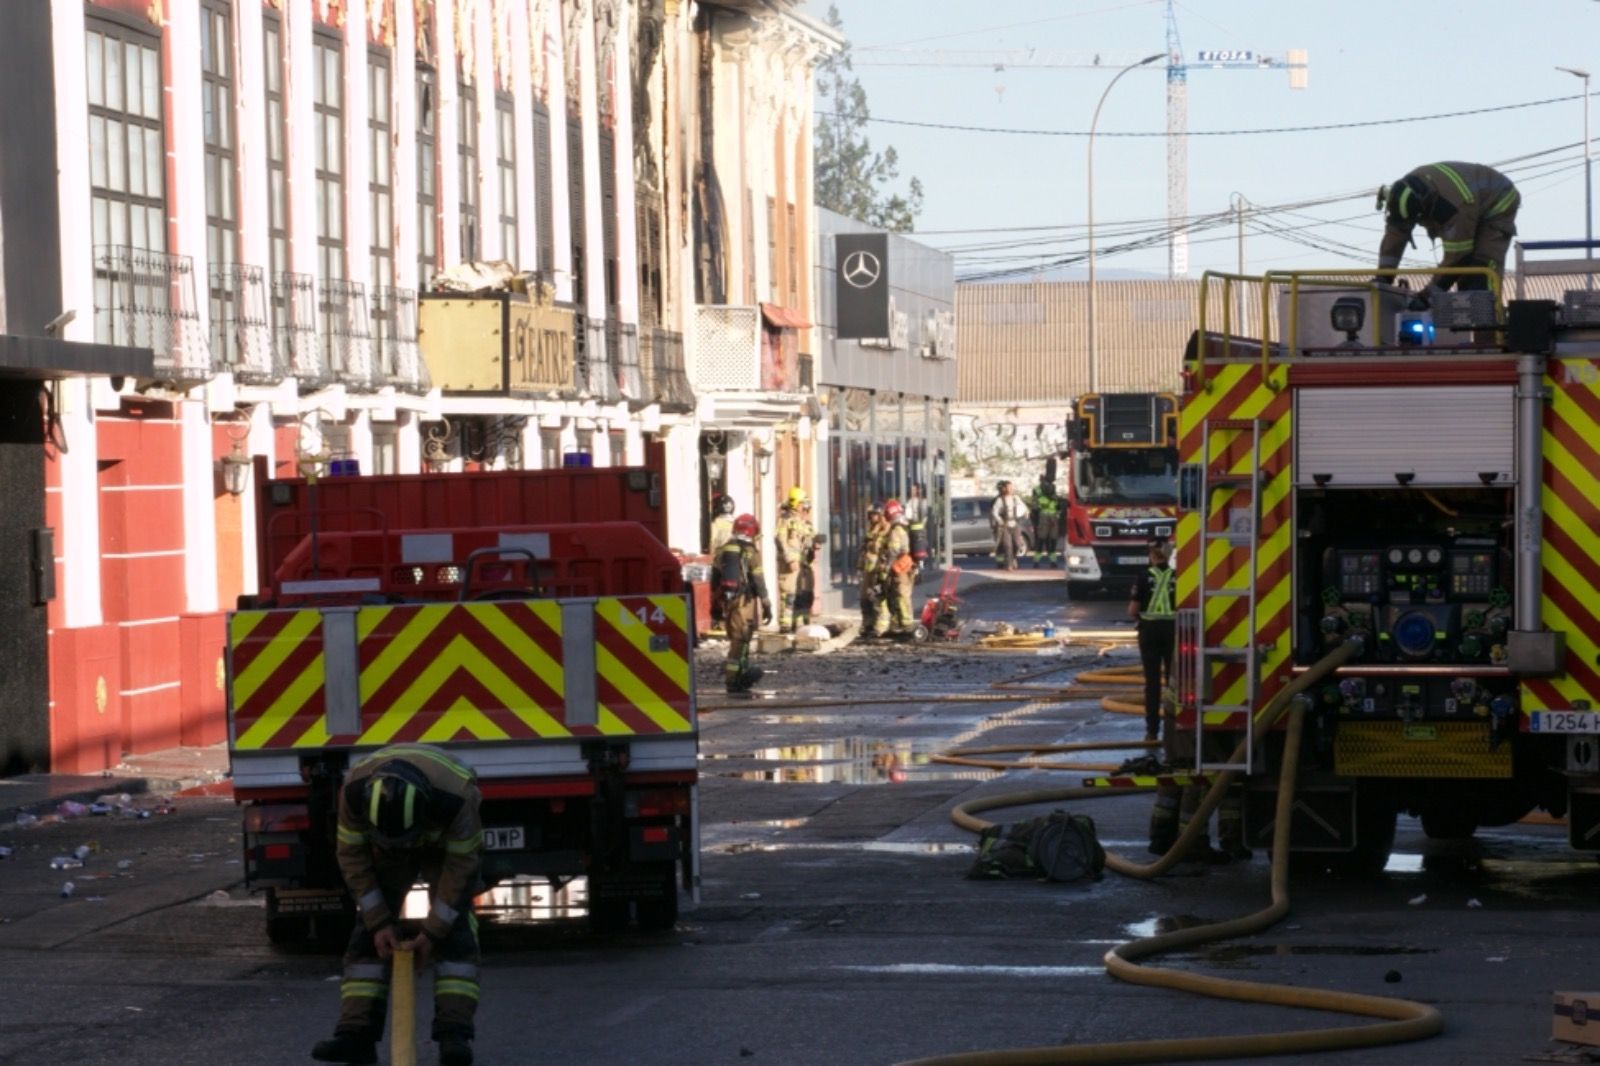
top-left (439, 1038), bottom-right (475, 1066)
top-left (311, 1035), bottom-right (378, 1065)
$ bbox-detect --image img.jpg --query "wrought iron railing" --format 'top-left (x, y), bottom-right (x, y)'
top-left (321, 278), bottom-right (377, 390)
top-left (210, 263), bottom-right (281, 384)
top-left (372, 286), bottom-right (430, 393)
top-left (273, 272), bottom-right (326, 388)
top-left (611, 320), bottom-right (644, 404)
top-left (573, 312), bottom-right (620, 402)
top-left (93, 245), bottom-right (213, 381)
top-left (641, 327), bottom-right (694, 412)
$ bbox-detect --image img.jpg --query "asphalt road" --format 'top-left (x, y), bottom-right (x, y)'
top-left (0, 574), bottom-right (1593, 1065)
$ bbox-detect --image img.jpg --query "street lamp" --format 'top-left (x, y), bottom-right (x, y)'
top-left (1087, 53), bottom-right (1163, 394)
top-left (1556, 66), bottom-right (1593, 261)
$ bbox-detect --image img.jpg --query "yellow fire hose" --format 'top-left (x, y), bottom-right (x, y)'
top-left (899, 639), bottom-right (1442, 1066)
top-left (390, 947), bottom-right (416, 1066)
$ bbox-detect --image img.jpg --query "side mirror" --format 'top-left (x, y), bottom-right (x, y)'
top-left (1179, 464), bottom-right (1203, 512)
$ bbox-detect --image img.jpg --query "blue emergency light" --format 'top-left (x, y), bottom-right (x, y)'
top-left (1397, 316), bottom-right (1435, 346)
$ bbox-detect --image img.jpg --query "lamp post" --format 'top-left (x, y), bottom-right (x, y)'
top-left (1087, 53), bottom-right (1163, 394)
top-left (1557, 66), bottom-right (1593, 261)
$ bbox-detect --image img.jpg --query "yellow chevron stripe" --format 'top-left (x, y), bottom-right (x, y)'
top-left (359, 634), bottom-right (570, 744)
top-left (230, 609), bottom-right (270, 647)
top-left (466, 603), bottom-right (566, 701)
top-left (596, 705), bottom-right (636, 736)
top-left (594, 600), bottom-right (689, 692)
top-left (419, 697), bottom-right (511, 743)
top-left (358, 604), bottom-right (451, 698)
top-left (595, 645), bottom-right (692, 732)
top-left (232, 610), bottom-right (321, 706)
top-left (235, 652), bottom-right (326, 749)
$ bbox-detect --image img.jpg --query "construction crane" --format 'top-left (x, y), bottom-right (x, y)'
top-left (855, 0), bottom-right (1308, 277)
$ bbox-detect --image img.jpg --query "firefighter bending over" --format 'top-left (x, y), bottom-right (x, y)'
top-left (882, 499), bottom-right (916, 637)
top-left (313, 744), bottom-right (484, 1066)
top-left (718, 513), bottom-right (771, 693)
top-left (775, 488), bottom-right (816, 632)
top-left (1377, 162), bottom-right (1520, 300)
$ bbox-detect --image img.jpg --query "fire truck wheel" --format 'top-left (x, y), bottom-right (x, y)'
top-left (1327, 796), bottom-right (1399, 878)
top-left (266, 913), bottom-right (312, 946)
top-left (1420, 810), bottom-right (1478, 840)
top-left (637, 889), bottom-right (679, 932)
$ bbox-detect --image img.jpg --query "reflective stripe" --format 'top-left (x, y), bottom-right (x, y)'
top-left (341, 980), bottom-right (388, 1000)
top-left (431, 900), bottom-right (459, 925)
top-left (1489, 187), bottom-right (1519, 216)
top-left (358, 890), bottom-right (387, 914)
top-left (1397, 186), bottom-right (1415, 221)
top-left (445, 832), bottom-right (482, 855)
top-left (1441, 239), bottom-right (1476, 253)
top-left (344, 963), bottom-right (388, 980)
top-left (1142, 567), bottom-right (1175, 620)
top-left (1431, 163), bottom-right (1473, 203)
top-left (434, 978), bottom-right (481, 1001)
top-left (436, 962), bottom-right (480, 979)
top-left (337, 825), bottom-right (367, 846)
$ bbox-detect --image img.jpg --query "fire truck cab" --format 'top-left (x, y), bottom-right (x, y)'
top-left (1063, 392), bottom-right (1181, 591)
top-left (1176, 244), bottom-right (1600, 874)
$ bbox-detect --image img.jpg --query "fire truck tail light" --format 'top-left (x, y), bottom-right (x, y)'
top-left (627, 788), bottom-right (691, 818)
top-left (244, 805), bottom-right (311, 834)
top-left (263, 843), bottom-right (294, 861)
top-left (640, 827), bottom-right (671, 844)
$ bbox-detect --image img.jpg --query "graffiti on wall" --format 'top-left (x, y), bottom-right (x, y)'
top-left (950, 413), bottom-right (1068, 483)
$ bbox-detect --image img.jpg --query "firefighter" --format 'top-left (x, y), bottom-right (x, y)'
top-left (775, 488), bottom-right (816, 632)
top-left (717, 513), bottom-right (771, 693)
top-left (709, 494), bottom-right (737, 556)
top-left (858, 504), bottom-right (889, 638)
top-left (882, 499), bottom-right (916, 636)
top-left (991, 480), bottom-right (1030, 571)
top-left (1029, 473), bottom-right (1062, 569)
top-left (1376, 162), bottom-right (1520, 299)
top-left (312, 744), bottom-right (484, 1066)
top-left (1129, 539), bottom-right (1175, 743)
top-left (903, 483), bottom-right (931, 576)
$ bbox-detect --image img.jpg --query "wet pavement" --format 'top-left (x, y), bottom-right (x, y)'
top-left (1, 573), bottom-right (1594, 1064)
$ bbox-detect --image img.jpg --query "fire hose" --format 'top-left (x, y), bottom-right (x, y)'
top-left (898, 638), bottom-right (1443, 1066)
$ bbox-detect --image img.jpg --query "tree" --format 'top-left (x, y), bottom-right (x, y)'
top-left (814, 5), bottom-right (923, 232)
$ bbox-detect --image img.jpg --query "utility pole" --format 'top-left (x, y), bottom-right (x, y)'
top-left (1231, 192), bottom-right (1248, 274)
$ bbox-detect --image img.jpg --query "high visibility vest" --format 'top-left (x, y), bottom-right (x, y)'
top-left (1141, 566), bottom-right (1175, 621)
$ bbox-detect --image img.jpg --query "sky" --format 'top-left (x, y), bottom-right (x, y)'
top-left (801, 0), bottom-right (1600, 281)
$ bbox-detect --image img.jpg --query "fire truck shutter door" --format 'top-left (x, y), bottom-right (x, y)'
top-left (1295, 385), bottom-right (1515, 488)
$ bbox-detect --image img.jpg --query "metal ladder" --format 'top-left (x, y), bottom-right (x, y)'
top-left (1194, 417), bottom-right (1263, 775)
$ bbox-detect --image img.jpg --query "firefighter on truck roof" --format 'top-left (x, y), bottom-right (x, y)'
top-left (1376, 162), bottom-right (1520, 301)
top-left (313, 743), bottom-right (484, 1066)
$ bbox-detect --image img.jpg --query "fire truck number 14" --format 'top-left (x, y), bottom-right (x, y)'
top-left (623, 604), bottom-right (669, 626)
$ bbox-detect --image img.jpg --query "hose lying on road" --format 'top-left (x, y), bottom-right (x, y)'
top-left (898, 638), bottom-right (1443, 1066)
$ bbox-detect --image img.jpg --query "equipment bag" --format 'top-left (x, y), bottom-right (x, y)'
top-left (966, 810), bottom-right (1105, 883)
top-left (715, 547), bottom-right (748, 600)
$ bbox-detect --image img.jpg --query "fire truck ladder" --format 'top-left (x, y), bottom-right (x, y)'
top-left (1195, 417), bottom-right (1263, 775)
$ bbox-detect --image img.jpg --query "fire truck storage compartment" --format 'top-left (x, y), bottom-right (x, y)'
top-left (1294, 386), bottom-right (1515, 489)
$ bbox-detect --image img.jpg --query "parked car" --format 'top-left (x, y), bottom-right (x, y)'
top-left (950, 496), bottom-right (995, 557)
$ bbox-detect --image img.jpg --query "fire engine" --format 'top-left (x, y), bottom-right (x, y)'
top-left (226, 450), bottom-right (698, 942)
top-left (1063, 392), bottom-right (1181, 591)
top-left (1175, 242), bottom-right (1600, 874)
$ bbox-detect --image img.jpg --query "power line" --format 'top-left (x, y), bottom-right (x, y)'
top-left (819, 91), bottom-right (1593, 138)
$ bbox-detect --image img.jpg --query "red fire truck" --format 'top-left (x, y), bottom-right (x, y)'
top-left (1062, 392), bottom-right (1181, 592)
top-left (227, 450), bottom-right (699, 942)
top-left (1175, 245), bottom-right (1600, 874)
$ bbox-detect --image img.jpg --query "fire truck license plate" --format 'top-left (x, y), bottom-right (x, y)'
top-left (484, 827), bottom-right (526, 851)
top-left (1117, 555), bottom-right (1146, 566)
top-left (1530, 711), bottom-right (1600, 733)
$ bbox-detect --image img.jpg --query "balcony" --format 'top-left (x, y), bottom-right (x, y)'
top-left (574, 312), bottom-right (620, 403)
top-left (321, 279), bottom-right (377, 391)
top-left (372, 286), bottom-right (430, 393)
top-left (273, 272), bottom-right (326, 389)
top-left (93, 245), bottom-right (212, 383)
top-left (609, 319), bottom-right (644, 404)
top-left (641, 327), bottom-right (694, 413)
top-left (692, 305), bottom-right (809, 426)
top-left (210, 263), bottom-right (281, 385)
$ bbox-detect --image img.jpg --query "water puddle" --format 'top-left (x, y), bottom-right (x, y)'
top-left (1384, 853), bottom-right (1424, 873)
top-left (1122, 914), bottom-right (1214, 939)
top-left (470, 875), bottom-right (589, 924)
top-left (706, 736), bottom-right (998, 785)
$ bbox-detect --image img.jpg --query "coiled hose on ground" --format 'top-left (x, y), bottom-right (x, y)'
top-left (898, 639), bottom-right (1442, 1066)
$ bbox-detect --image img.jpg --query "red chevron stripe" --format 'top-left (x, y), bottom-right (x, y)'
top-left (1548, 411), bottom-right (1600, 489)
top-left (594, 619), bottom-right (689, 701)
top-left (1553, 364), bottom-right (1600, 428)
top-left (387, 668), bottom-right (543, 743)
top-left (1542, 581), bottom-right (1600, 698)
top-left (1545, 460), bottom-right (1600, 533)
top-left (362, 609), bottom-right (564, 720)
top-left (1181, 367), bottom-right (1274, 456)
top-left (230, 610), bottom-right (302, 676)
top-left (1544, 519), bottom-right (1600, 606)
top-left (1524, 678), bottom-right (1566, 713)
top-left (259, 690), bottom-right (330, 749)
top-left (492, 603), bottom-right (567, 671)
top-left (610, 596), bottom-right (691, 640)
top-left (234, 630), bottom-right (325, 731)
top-left (592, 673), bottom-right (666, 734)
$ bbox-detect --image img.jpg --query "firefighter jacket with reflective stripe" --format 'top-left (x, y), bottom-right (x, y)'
top-left (1378, 162), bottom-right (1519, 271)
top-left (336, 743), bottom-right (484, 941)
top-left (1030, 485), bottom-right (1061, 517)
top-left (1137, 565), bottom-right (1176, 621)
top-left (775, 509), bottom-right (815, 571)
top-left (716, 538), bottom-right (768, 605)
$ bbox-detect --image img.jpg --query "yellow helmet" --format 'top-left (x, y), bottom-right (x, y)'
top-left (786, 487), bottom-right (809, 509)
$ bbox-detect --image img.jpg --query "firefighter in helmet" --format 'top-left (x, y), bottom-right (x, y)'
top-left (858, 504), bottom-right (889, 638)
top-left (313, 744), bottom-right (484, 1066)
top-left (717, 513), bottom-right (771, 693)
top-left (1376, 162), bottom-right (1520, 301)
top-left (708, 493), bottom-right (737, 556)
top-left (775, 488), bottom-right (817, 632)
top-left (881, 499), bottom-right (916, 637)
top-left (1029, 472), bottom-right (1062, 569)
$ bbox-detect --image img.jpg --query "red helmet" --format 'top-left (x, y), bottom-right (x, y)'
top-left (884, 499), bottom-right (905, 522)
top-left (732, 513), bottom-right (760, 539)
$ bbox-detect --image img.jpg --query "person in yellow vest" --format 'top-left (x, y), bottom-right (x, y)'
top-left (1128, 539), bottom-right (1175, 743)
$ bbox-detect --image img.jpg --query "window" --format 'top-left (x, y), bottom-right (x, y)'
top-left (787, 203), bottom-right (799, 308)
top-left (766, 196), bottom-right (778, 303)
top-left (598, 129), bottom-right (617, 310)
top-left (458, 82), bottom-right (479, 262)
top-left (567, 117), bottom-right (585, 297)
top-left (372, 423), bottom-right (398, 475)
top-left (533, 101), bottom-right (554, 275)
top-left (86, 21), bottom-right (165, 259)
top-left (368, 49), bottom-right (393, 293)
top-left (540, 429), bottom-right (561, 469)
top-left (263, 13), bottom-right (287, 284)
top-left (201, 0), bottom-right (235, 274)
top-left (313, 32), bottom-right (345, 297)
top-left (608, 430), bottom-right (626, 466)
top-left (496, 93), bottom-right (518, 264)
top-left (416, 68), bottom-right (438, 286)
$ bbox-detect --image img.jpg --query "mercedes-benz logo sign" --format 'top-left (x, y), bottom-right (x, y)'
top-left (842, 249), bottom-right (882, 289)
